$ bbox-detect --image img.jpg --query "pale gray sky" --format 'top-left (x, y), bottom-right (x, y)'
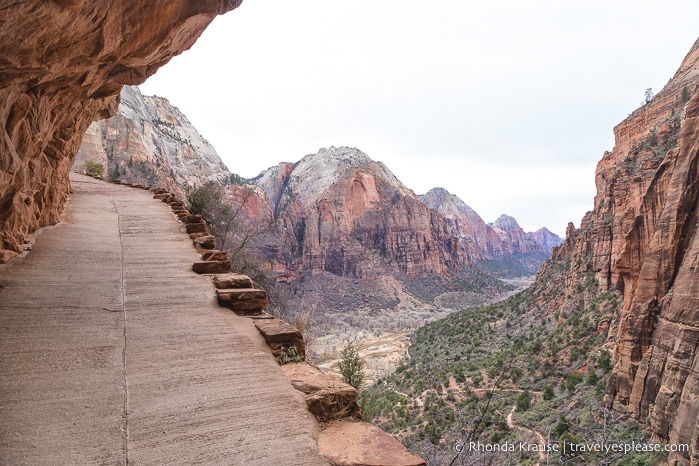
top-left (141, 0), bottom-right (699, 236)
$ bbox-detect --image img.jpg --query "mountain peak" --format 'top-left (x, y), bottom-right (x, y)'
top-left (419, 187), bottom-right (478, 218)
top-left (492, 214), bottom-right (521, 232)
top-left (529, 227), bottom-right (564, 252)
top-left (282, 147), bottom-right (409, 209)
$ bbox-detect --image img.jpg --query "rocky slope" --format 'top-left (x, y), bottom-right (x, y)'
top-left (553, 38), bottom-right (699, 464)
top-left (0, 0), bottom-right (241, 262)
top-left (74, 86), bottom-right (231, 199)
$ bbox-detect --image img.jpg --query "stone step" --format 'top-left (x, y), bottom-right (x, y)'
top-left (192, 260), bottom-right (232, 274)
top-left (185, 223), bottom-right (207, 234)
top-left (201, 250), bottom-right (228, 262)
top-left (244, 311), bottom-right (275, 320)
top-left (253, 318), bottom-right (305, 359)
top-left (280, 362), bottom-right (361, 421)
top-left (193, 235), bottom-right (216, 250)
top-left (184, 214), bottom-right (204, 224)
top-left (213, 273), bottom-right (254, 289)
top-left (318, 420), bottom-right (426, 466)
top-left (216, 288), bottom-right (267, 315)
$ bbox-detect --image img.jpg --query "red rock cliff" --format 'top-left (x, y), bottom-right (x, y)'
top-left (556, 38), bottom-right (699, 465)
top-left (0, 0), bottom-right (241, 261)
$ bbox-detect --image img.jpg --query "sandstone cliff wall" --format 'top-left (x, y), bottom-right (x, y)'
top-left (74, 86), bottom-right (231, 200)
top-left (552, 38), bottom-right (699, 464)
top-left (0, 0), bottom-right (241, 260)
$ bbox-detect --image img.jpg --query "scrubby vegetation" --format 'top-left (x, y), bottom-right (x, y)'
top-left (84, 160), bottom-right (104, 177)
top-left (361, 253), bottom-right (664, 465)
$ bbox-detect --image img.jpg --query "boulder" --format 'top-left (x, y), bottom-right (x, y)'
top-left (0, 249), bottom-right (18, 264)
top-left (319, 420), bottom-right (426, 466)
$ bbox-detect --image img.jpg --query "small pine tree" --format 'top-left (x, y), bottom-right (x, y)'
top-left (543, 383), bottom-right (555, 401)
top-left (553, 414), bottom-right (569, 437)
top-left (682, 85), bottom-right (691, 104)
top-left (111, 163), bottom-right (120, 181)
top-left (586, 370), bottom-right (599, 386)
top-left (338, 339), bottom-right (365, 390)
top-left (644, 87), bottom-right (654, 104)
top-left (598, 351), bottom-right (612, 372)
top-left (515, 390), bottom-right (531, 412)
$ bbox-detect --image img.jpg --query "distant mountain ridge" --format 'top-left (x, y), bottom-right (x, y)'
top-left (420, 190), bottom-right (561, 262)
top-left (248, 146), bottom-right (560, 282)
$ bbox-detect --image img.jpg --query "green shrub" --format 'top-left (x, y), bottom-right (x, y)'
top-left (565, 372), bottom-right (584, 391)
top-left (84, 160), bottom-right (104, 178)
top-left (598, 351), bottom-right (612, 372)
top-left (276, 345), bottom-right (304, 365)
top-left (586, 370), bottom-right (599, 386)
top-left (543, 384), bottom-right (555, 401)
top-left (516, 390), bottom-right (531, 412)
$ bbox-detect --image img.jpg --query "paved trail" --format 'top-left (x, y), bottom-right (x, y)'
top-left (0, 174), bottom-right (327, 465)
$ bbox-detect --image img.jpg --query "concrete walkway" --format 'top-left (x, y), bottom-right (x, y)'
top-left (0, 174), bottom-right (327, 465)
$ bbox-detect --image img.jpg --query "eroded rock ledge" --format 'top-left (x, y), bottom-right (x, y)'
top-left (0, 0), bottom-right (241, 259)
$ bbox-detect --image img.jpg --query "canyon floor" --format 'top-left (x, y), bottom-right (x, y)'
top-left (0, 174), bottom-right (327, 465)
top-left (313, 276), bottom-right (535, 384)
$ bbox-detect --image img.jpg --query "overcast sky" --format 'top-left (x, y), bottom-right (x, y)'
top-left (140, 0), bottom-right (699, 236)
